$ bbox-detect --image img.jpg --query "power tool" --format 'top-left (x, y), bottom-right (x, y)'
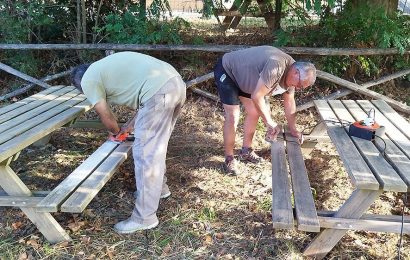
top-left (348, 108), bottom-right (385, 141)
top-left (109, 132), bottom-right (135, 143)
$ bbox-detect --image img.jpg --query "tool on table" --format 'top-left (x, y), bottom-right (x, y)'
top-left (348, 108), bottom-right (385, 141)
top-left (109, 132), bottom-right (135, 144)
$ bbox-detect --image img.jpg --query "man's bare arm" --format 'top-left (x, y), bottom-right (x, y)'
top-left (283, 90), bottom-right (303, 142)
top-left (94, 100), bottom-right (120, 135)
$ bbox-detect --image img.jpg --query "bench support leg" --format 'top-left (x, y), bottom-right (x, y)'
top-left (0, 164), bottom-right (71, 243)
top-left (303, 189), bottom-right (382, 259)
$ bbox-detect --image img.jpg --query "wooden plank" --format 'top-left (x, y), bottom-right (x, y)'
top-left (318, 216), bottom-right (409, 234)
top-left (296, 68), bottom-right (410, 112)
top-left (37, 142), bottom-right (118, 212)
top-left (342, 100), bottom-right (410, 189)
top-left (330, 100), bottom-right (407, 192)
top-left (0, 94), bottom-right (86, 145)
top-left (0, 195), bottom-right (43, 207)
top-left (60, 142), bottom-right (132, 213)
top-left (372, 100), bottom-right (410, 140)
top-left (2, 44), bottom-right (409, 56)
top-left (356, 100), bottom-right (410, 159)
top-left (304, 189), bottom-right (383, 259)
top-left (0, 86), bottom-right (64, 116)
top-left (0, 165), bottom-right (71, 243)
top-left (271, 126), bottom-right (294, 229)
top-left (285, 129), bottom-right (320, 232)
top-left (0, 62), bottom-right (51, 89)
top-left (314, 100), bottom-right (379, 190)
top-left (317, 70), bottom-right (410, 114)
top-left (0, 90), bottom-right (80, 134)
top-left (0, 70), bottom-right (72, 102)
top-left (318, 210), bottom-right (410, 223)
top-left (0, 86), bottom-right (75, 124)
top-left (0, 99), bottom-right (91, 163)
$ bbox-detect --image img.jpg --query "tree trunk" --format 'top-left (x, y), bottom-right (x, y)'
top-left (81, 0), bottom-right (87, 43)
top-left (348, 0), bottom-right (399, 16)
top-left (274, 0), bottom-right (283, 31)
top-left (76, 0), bottom-right (81, 43)
top-left (139, 0), bottom-right (147, 20)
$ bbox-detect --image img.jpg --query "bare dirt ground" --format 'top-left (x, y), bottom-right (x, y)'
top-left (0, 20), bottom-right (409, 259)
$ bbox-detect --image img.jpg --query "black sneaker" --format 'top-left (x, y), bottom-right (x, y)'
top-left (223, 156), bottom-right (239, 175)
top-left (239, 147), bottom-right (263, 164)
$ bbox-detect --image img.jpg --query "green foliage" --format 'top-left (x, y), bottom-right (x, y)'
top-left (275, 4), bottom-right (410, 78)
top-left (99, 11), bottom-right (189, 44)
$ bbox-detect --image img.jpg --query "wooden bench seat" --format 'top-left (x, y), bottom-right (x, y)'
top-left (271, 126), bottom-right (320, 232)
top-left (37, 140), bottom-right (132, 213)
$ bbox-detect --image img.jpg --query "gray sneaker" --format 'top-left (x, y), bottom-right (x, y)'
top-left (114, 217), bottom-right (159, 234)
top-left (223, 156), bottom-right (239, 175)
top-left (239, 147), bottom-right (263, 164)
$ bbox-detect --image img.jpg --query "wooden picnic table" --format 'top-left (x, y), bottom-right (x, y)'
top-left (0, 86), bottom-right (92, 242)
top-left (0, 85), bottom-right (134, 243)
top-left (304, 99), bottom-right (410, 259)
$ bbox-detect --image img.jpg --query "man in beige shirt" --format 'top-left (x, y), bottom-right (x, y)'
top-left (71, 52), bottom-right (186, 233)
top-left (214, 46), bottom-right (316, 175)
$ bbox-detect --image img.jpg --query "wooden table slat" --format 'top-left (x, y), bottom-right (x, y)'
top-left (330, 100), bottom-right (407, 192)
top-left (0, 86), bottom-right (64, 116)
top-left (0, 86), bottom-right (75, 125)
top-left (0, 90), bottom-right (81, 135)
top-left (285, 129), bottom-right (320, 232)
top-left (271, 127), bottom-right (294, 229)
top-left (0, 99), bottom-right (92, 163)
top-left (314, 100), bottom-right (379, 190)
top-left (356, 100), bottom-right (410, 159)
top-left (372, 100), bottom-right (410, 140)
top-left (0, 94), bottom-right (86, 145)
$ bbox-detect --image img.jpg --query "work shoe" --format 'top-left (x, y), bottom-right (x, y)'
top-left (114, 216), bottom-right (159, 234)
top-left (133, 186), bottom-right (171, 200)
top-left (239, 147), bottom-right (263, 164)
top-left (223, 155), bottom-right (239, 176)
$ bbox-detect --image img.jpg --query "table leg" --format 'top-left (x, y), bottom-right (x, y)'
top-left (0, 164), bottom-right (71, 243)
top-left (303, 189), bottom-right (383, 259)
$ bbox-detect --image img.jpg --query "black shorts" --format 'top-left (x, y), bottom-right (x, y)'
top-left (214, 58), bottom-right (251, 105)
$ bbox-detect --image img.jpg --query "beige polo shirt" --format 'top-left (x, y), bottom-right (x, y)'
top-left (222, 46), bottom-right (295, 95)
top-left (81, 52), bottom-right (180, 109)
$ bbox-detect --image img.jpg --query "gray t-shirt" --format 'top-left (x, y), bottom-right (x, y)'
top-left (222, 46), bottom-right (295, 95)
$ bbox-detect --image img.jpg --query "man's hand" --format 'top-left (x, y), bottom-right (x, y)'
top-left (290, 129), bottom-right (304, 144)
top-left (265, 123), bottom-right (281, 142)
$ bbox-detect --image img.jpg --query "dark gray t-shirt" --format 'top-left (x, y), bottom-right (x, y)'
top-left (222, 46), bottom-right (295, 95)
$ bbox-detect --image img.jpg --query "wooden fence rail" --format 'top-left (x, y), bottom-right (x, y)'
top-left (0, 44), bottom-right (409, 56)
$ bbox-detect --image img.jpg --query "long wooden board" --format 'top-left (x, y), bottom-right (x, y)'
top-left (271, 127), bottom-right (294, 229)
top-left (285, 130), bottom-right (320, 232)
top-left (0, 86), bottom-right (64, 116)
top-left (372, 100), bottom-right (410, 140)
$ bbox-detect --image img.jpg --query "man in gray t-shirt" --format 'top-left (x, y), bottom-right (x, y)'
top-left (214, 46), bottom-right (316, 175)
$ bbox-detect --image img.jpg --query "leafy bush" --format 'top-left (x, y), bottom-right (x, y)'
top-left (275, 4), bottom-right (410, 78)
top-left (98, 11), bottom-right (189, 44)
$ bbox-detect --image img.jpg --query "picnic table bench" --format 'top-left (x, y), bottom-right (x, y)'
top-left (0, 86), bottom-right (132, 243)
